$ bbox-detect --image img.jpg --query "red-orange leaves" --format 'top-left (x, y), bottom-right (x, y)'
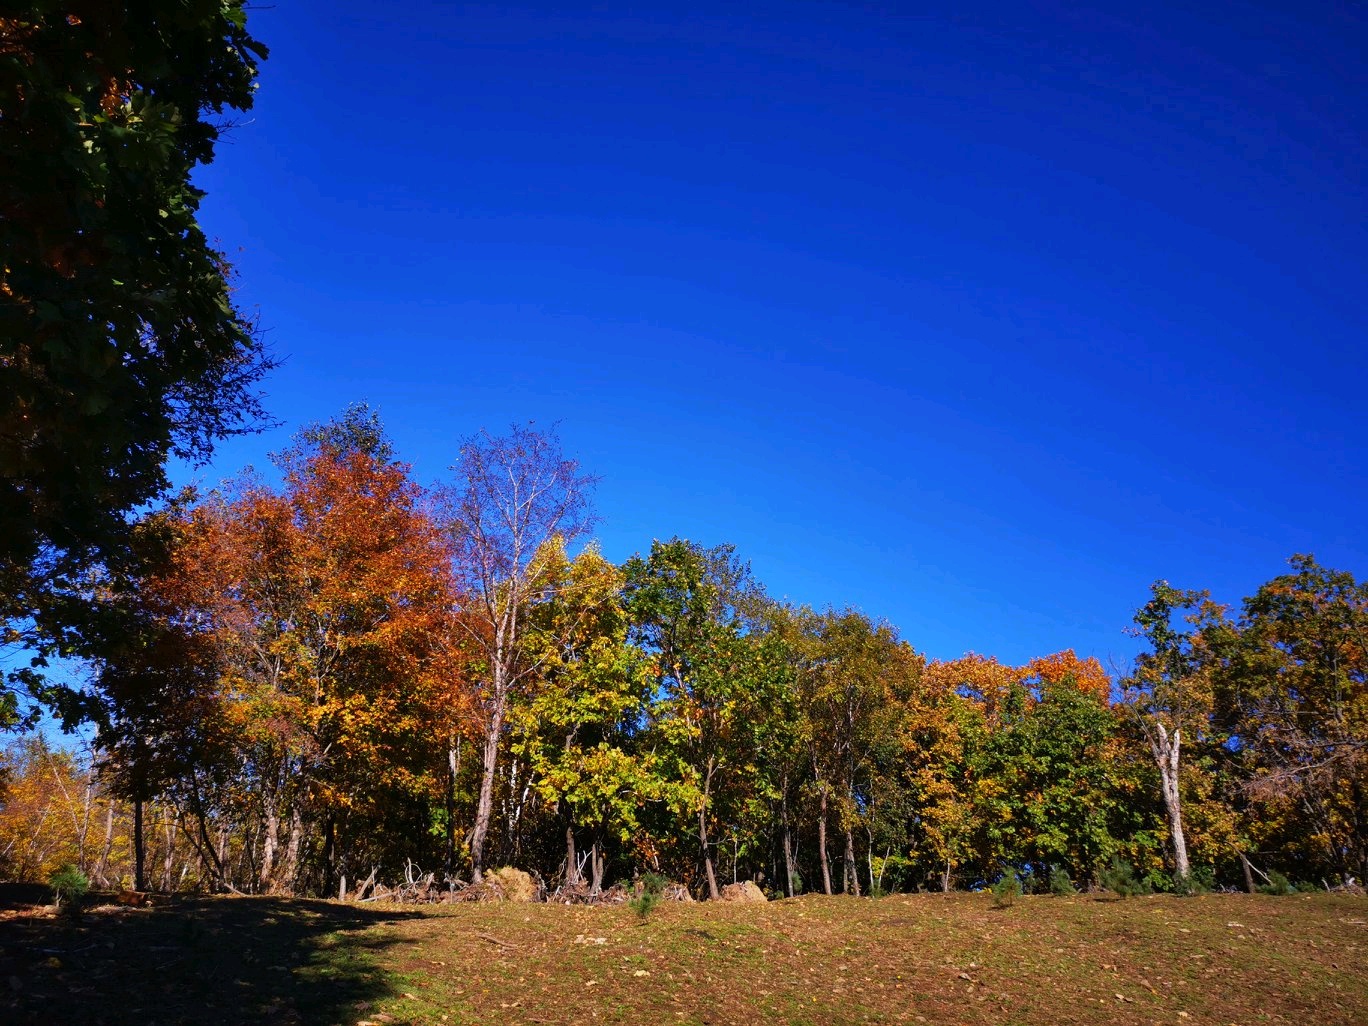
top-left (127, 420), bottom-right (472, 891)
top-left (1024, 649), bottom-right (1112, 704)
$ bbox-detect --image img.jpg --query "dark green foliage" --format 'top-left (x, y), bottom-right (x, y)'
top-left (47, 863), bottom-right (90, 910)
top-left (1173, 866), bottom-right (1213, 896)
top-left (0, 1), bottom-right (273, 726)
top-left (1258, 870), bottom-right (1296, 896)
top-left (629, 872), bottom-right (669, 919)
top-left (1048, 865), bottom-right (1077, 896)
top-left (1099, 856), bottom-right (1150, 898)
top-left (966, 676), bottom-right (1124, 884)
top-left (990, 874), bottom-right (1021, 908)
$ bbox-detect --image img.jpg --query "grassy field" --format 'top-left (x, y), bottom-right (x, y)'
top-left (1, 887), bottom-right (1363, 1026)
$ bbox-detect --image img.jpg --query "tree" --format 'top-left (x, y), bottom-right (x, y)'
top-left (622, 539), bottom-right (770, 899)
top-left (442, 424), bottom-right (596, 883)
top-left (0, 2), bottom-right (273, 725)
top-left (795, 609), bottom-right (916, 895)
top-left (1123, 581), bottom-right (1224, 882)
top-left (1214, 555), bottom-right (1368, 884)
top-left (95, 409), bottom-right (463, 894)
top-left (990, 668), bottom-right (1123, 882)
top-left (510, 544), bottom-right (694, 893)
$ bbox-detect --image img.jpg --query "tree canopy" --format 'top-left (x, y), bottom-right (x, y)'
top-left (3, 407), bottom-right (1363, 901)
top-left (0, 1), bottom-right (273, 726)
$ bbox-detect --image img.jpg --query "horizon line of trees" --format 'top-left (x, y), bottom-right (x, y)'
top-left (1, 409), bottom-right (1364, 900)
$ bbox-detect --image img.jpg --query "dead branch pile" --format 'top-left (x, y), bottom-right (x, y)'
top-left (544, 878), bottom-right (694, 905)
top-left (340, 863), bottom-right (696, 905)
top-left (343, 863), bottom-right (549, 904)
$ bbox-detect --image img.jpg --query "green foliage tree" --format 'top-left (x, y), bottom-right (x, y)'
top-left (798, 609), bottom-right (918, 895)
top-left (622, 539), bottom-right (770, 899)
top-left (0, 1), bottom-right (273, 728)
top-left (1123, 582), bottom-right (1225, 882)
top-left (511, 544), bottom-right (696, 893)
top-left (991, 675), bottom-right (1124, 882)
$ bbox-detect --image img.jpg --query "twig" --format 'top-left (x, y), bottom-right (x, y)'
top-left (476, 932), bottom-right (517, 948)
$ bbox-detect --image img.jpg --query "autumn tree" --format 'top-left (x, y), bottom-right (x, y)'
top-left (0, 737), bottom-right (98, 881)
top-left (909, 657), bottom-right (1004, 889)
top-left (0, 3), bottom-right (274, 726)
top-left (792, 609), bottom-right (918, 895)
top-left (97, 408), bottom-right (463, 894)
top-left (441, 424), bottom-right (596, 883)
top-left (1214, 555), bottom-right (1368, 884)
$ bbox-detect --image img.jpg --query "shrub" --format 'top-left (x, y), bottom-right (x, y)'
top-left (990, 874), bottom-right (1021, 908)
top-left (1048, 866), bottom-right (1077, 896)
top-left (1098, 857), bottom-right (1150, 898)
top-left (1173, 866), bottom-right (1213, 896)
top-left (629, 872), bottom-right (668, 920)
top-left (1258, 870), bottom-right (1296, 896)
top-left (48, 863), bottom-right (90, 911)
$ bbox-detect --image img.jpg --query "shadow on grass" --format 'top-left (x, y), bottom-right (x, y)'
top-left (0, 884), bottom-right (424, 1026)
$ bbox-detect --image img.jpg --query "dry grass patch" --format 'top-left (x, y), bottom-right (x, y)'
top-left (1, 886), bottom-right (1363, 1025)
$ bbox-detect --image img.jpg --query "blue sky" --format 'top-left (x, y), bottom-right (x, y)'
top-left (185, 1), bottom-right (1367, 669)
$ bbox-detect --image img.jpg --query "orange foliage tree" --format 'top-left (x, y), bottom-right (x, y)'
top-left (97, 408), bottom-right (471, 895)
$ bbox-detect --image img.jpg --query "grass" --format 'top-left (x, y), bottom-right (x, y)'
top-left (1, 885), bottom-right (1364, 1025)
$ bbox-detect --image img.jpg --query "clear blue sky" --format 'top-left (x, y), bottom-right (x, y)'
top-left (186, 0), bottom-right (1367, 669)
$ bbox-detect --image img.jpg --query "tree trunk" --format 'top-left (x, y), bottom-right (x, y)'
top-left (1239, 851), bottom-right (1256, 894)
top-left (700, 766), bottom-right (722, 897)
top-left (1151, 723), bottom-right (1190, 880)
top-left (469, 693), bottom-right (506, 885)
top-left (281, 804), bottom-right (305, 895)
top-left (161, 807), bottom-right (178, 891)
top-left (590, 839), bottom-right (605, 895)
top-left (445, 736), bottom-right (461, 875)
top-left (133, 797), bottom-right (146, 892)
top-left (95, 801), bottom-right (115, 888)
top-left (843, 825), bottom-right (860, 896)
top-left (322, 817), bottom-right (336, 892)
top-left (189, 809), bottom-right (224, 891)
top-left (781, 783), bottom-right (797, 898)
top-left (565, 823), bottom-right (581, 888)
top-left (817, 786), bottom-right (832, 896)
top-left (77, 772), bottom-right (94, 871)
top-left (217, 824), bottom-right (231, 889)
top-left (260, 800), bottom-right (279, 892)
top-left (698, 797), bottom-right (720, 899)
top-left (941, 857), bottom-right (951, 893)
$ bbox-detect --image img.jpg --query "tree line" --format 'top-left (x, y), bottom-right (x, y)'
top-left (2, 409), bottom-right (1362, 899)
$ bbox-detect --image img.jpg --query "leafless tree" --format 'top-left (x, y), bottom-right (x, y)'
top-left (441, 423), bottom-right (596, 882)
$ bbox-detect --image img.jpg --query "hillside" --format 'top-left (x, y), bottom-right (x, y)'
top-left (2, 889), bottom-right (1364, 1025)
